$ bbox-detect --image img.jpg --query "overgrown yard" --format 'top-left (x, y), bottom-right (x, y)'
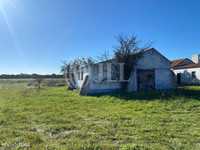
top-left (0, 82), bottom-right (200, 150)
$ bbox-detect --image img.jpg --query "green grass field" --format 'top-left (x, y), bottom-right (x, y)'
top-left (0, 80), bottom-right (200, 150)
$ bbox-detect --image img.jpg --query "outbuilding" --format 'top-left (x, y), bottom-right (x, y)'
top-left (171, 54), bottom-right (200, 85)
top-left (69, 48), bottom-right (175, 95)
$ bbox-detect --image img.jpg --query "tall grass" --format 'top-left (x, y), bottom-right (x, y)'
top-left (0, 81), bottom-right (200, 149)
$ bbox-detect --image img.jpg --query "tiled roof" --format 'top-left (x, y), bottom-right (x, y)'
top-left (171, 59), bottom-right (186, 68)
top-left (173, 63), bottom-right (200, 70)
top-left (171, 58), bottom-right (195, 69)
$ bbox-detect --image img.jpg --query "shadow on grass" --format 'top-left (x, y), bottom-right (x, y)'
top-left (91, 86), bottom-right (200, 101)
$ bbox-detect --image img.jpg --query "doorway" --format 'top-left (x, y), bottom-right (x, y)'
top-left (177, 73), bottom-right (181, 85)
top-left (137, 69), bottom-right (155, 91)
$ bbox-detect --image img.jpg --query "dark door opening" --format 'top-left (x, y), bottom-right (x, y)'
top-left (137, 69), bottom-right (155, 91)
top-left (177, 73), bottom-right (181, 85)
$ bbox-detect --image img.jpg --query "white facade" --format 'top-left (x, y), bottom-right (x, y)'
top-left (72, 66), bottom-right (90, 89)
top-left (173, 68), bottom-right (200, 85)
top-left (128, 49), bottom-right (175, 92)
top-left (192, 54), bottom-right (200, 64)
top-left (73, 48), bottom-right (175, 95)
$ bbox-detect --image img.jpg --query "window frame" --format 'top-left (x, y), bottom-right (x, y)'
top-left (192, 71), bottom-right (196, 79)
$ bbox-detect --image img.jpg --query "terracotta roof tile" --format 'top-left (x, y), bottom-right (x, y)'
top-left (173, 63), bottom-right (200, 70)
top-left (171, 59), bottom-right (185, 68)
top-left (171, 58), bottom-right (194, 68)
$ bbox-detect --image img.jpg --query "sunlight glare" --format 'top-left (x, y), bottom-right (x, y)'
top-left (0, 0), bottom-right (23, 57)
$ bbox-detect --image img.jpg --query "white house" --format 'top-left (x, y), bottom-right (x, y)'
top-left (171, 54), bottom-right (200, 85)
top-left (69, 48), bottom-right (175, 95)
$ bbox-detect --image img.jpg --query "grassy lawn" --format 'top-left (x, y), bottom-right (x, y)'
top-left (0, 82), bottom-right (200, 149)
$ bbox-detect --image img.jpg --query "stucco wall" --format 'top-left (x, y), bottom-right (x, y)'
top-left (128, 69), bottom-right (175, 91)
top-left (78, 49), bottom-right (175, 94)
top-left (88, 81), bottom-right (121, 94)
top-left (136, 50), bottom-right (170, 69)
top-left (128, 69), bottom-right (137, 92)
top-left (74, 67), bottom-right (90, 89)
top-left (155, 69), bottom-right (175, 89)
top-left (128, 49), bottom-right (175, 91)
top-left (173, 68), bottom-right (200, 85)
top-left (88, 64), bottom-right (121, 93)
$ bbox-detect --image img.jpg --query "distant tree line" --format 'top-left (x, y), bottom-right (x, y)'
top-left (0, 74), bottom-right (64, 79)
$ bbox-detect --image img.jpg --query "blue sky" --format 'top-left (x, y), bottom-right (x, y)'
top-left (0, 0), bottom-right (200, 74)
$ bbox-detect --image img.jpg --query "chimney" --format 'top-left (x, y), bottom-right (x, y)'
top-left (192, 54), bottom-right (200, 64)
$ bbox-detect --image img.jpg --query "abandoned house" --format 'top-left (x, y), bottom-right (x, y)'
top-left (67, 48), bottom-right (175, 95)
top-left (171, 54), bottom-right (200, 85)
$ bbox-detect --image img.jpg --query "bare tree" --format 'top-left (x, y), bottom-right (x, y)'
top-left (97, 50), bottom-right (112, 62)
top-left (114, 34), bottom-right (151, 86)
top-left (34, 75), bottom-right (44, 89)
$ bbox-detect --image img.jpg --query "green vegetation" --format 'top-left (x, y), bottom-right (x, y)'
top-left (0, 80), bottom-right (200, 149)
top-left (0, 79), bottom-right (65, 89)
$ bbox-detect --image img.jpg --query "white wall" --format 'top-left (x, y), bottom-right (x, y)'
top-left (74, 67), bottom-right (90, 89)
top-left (88, 64), bottom-right (122, 93)
top-left (192, 54), bottom-right (200, 64)
top-left (80, 49), bottom-right (175, 94)
top-left (128, 49), bottom-right (175, 91)
top-left (155, 69), bottom-right (175, 89)
top-left (136, 49), bottom-right (170, 70)
top-left (173, 68), bottom-right (200, 85)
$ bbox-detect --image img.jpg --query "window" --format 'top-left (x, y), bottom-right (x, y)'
top-left (93, 65), bottom-right (99, 81)
top-left (111, 64), bottom-right (120, 80)
top-left (192, 71), bottom-right (196, 79)
top-left (78, 72), bottom-right (81, 80)
top-left (103, 63), bottom-right (107, 81)
top-left (81, 71), bottom-right (84, 80)
top-left (177, 73), bottom-right (181, 85)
